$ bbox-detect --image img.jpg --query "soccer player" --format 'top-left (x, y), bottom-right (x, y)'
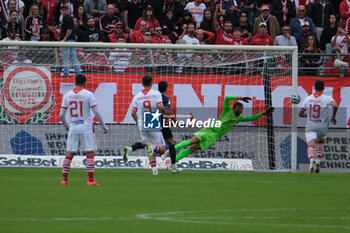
top-left (299, 80), bottom-right (338, 174)
top-left (128, 75), bottom-right (167, 175)
top-left (175, 96), bottom-right (274, 161)
top-left (59, 74), bottom-right (109, 186)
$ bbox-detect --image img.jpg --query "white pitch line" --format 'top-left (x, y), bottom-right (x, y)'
top-left (0, 217), bottom-right (134, 222)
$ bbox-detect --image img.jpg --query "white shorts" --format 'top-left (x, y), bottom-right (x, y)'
top-left (140, 130), bottom-right (165, 146)
top-left (66, 133), bottom-right (97, 153)
top-left (305, 131), bottom-right (326, 143)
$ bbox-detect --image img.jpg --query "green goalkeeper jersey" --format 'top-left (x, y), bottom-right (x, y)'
top-left (194, 96), bottom-right (263, 151)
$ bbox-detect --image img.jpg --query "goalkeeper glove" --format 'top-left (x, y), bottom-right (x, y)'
top-left (262, 107), bottom-right (275, 115)
top-left (238, 97), bottom-right (252, 103)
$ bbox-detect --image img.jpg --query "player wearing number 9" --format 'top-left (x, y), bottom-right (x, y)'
top-left (299, 80), bottom-right (338, 174)
top-left (59, 74), bottom-right (109, 186)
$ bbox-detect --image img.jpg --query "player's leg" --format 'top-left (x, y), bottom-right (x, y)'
top-left (315, 133), bottom-right (326, 174)
top-left (164, 136), bottom-right (181, 173)
top-left (175, 136), bottom-right (200, 162)
top-left (306, 132), bottom-right (317, 174)
top-left (142, 131), bottom-right (165, 175)
top-left (61, 133), bottom-right (79, 185)
top-left (123, 142), bottom-right (146, 163)
top-left (81, 134), bottom-right (99, 185)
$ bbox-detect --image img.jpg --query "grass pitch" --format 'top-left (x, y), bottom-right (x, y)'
top-left (0, 168), bottom-right (349, 233)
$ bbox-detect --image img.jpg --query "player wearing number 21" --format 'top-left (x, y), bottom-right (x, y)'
top-left (299, 80), bottom-right (338, 174)
top-left (59, 75), bottom-right (109, 186)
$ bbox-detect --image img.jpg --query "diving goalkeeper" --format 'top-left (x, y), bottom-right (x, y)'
top-left (175, 96), bottom-right (275, 161)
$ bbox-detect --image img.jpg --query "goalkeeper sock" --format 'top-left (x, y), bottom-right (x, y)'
top-left (175, 140), bottom-right (191, 151)
top-left (307, 145), bottom-right (314, 160)
top-left (169, 145), bottom-right (176, 165)
top-left (62, 155), bottom-right (72, 181)
top-left (316, 143), bottom-right (324, 159)
top-left (86, 155), bottom-right (95, 182)
top-left (131, 142), bottom-right (145, 151)
top-left (176, 148), bottom-right (192, 162)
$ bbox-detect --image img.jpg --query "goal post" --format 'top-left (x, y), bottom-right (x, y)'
top-left (0, 41), bottom-right (298, 172)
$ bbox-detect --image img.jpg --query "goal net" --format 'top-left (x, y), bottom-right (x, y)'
top-left (0, 41), bottom-right (298, 171)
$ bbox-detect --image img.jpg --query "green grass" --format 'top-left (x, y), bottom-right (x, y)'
top-left (0, 168), bottom-right (349, 233)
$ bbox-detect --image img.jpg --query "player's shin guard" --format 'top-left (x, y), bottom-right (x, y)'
top-left (316, 143), bottom-right (324, 159)
top-left (131, 142), bottom-right (145, 151)
top-left (307, 145), bottom-right (315, 160)
top-left (169, 145), bottom-right (176, 165)
top-left (62, 155), bottom-right (73, 181)
top-left (176, 148), bottom-right (191, 162)
top-left (86, 155), bottom-right (95, 182)
top-left (175, 140), bottom-right (191, 151)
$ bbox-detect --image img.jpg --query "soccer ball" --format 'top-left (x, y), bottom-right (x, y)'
top-left (290, 93), bottom-right (301, 104)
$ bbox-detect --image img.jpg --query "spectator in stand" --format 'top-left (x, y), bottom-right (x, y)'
top-left (214, 0), bottom-right (241, 28)
top-left (123, 0), bottom-right (143, 33)
top-left (142, 29), bottom-right (153, 43)
top-left (299, 34), bottom-right (323, 75)
top-left (238, 12), bottom-right (253, 42)
top-left (47, 20), bottom-right (60, 40)
top-left (109, 35), bottom-right (132, 72)
top-left (3, 27), bottom-right (20, 41)
top-left (253, 5), bottom-right (280, 40)
top-left (308, 0), bottom-right (335, 41)
top-left (270, 0), bottom-right (295, 29)
top-left (297, 21), bottom-right (318, 48)
top-left (320, 14), bottom-right (337, 53)
top-left (43, 0), bottom-right (58, 23)
top-left (184, 0), bottom-right (206, 28)
top-left (274, 24), bottom-right (297, 45)
top-left (99, 4), bottom-right (120, 41)
top-left (177, 10), bottom-right (196, 36)
top-left (24, 0), bottom-right (47, 21)
top-left (239, 0), bottom-right (255, 27)
top-left (85, 50), bottom-right (110, 72)
top-left (24, 5), bottom-right (45, 40)
top-left (182, 21), bottom-right (200, 44)
top-left (152, 25), bottom-right (169, 43)
top-left (6, 0), bottom-right (24, 36)
top-left (13, 51), bottom-right (32, 64)
top-left (200, 8), bottom-right (215, 33)
top-left (232, 26), bottom-right (249, 45)
top-left (130, 19), bottom-right (147, 42)
top-left (83, 16), bottom-right (105, 42)
top-left (134, 5), bottom-right (160, 34)
top-left (213, 4), bottom-right (235, 45)
top-left (331, 21), bottom-right (350, 63)
top-left (160, 8), bottom-right (179, 43)
top-left (74, 4), bottom-right (87, 32)
top-left (5, 0), bottom-right (24, 15)
top-left (289, 5), bottom-right (315, 40)
top-left (39, 27), bottom-right (52, 41)
top-left (195, 28), bottom-right (215, 43)
top-left (84, 0), bottom-right (107, 18)
top-left (5, 10), bottom-right (23, 40)
top-left (60, 5), bottom-right (81, 77)
top-left (250, 22), bottom-right (274, 45)
top-left (160, 0), bottom-right (183, 22)
top-left (325, 48), bottom-right (350, 76)
top-left (56, 0), bottom-right (74, 25)
top-left (72, 16), bottom-right (84, 41)
top-left (108, 22), bottom-right (128, 42)
top-left (340, 0), bottom-right (350, 23)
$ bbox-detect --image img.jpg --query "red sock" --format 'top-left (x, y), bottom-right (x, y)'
top-left (86, 155), bottom-right (95, 182)
top-left (62, 155), bottom-right (72, 181)
top-left (307, 145), bottom-right (314, 160)
top-left (154, 145), bottom-right (161, 153)
top-left (316, 143), bottom-right (324, 158)
top-left (150, 160), bottom-right (156, 168)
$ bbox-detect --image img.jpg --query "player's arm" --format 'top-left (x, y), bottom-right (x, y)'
top-left (59, 107), bottom-right (69, 131)
top-left (131, 108), bottom-right (138, 123)
top-left (157, 103), bottom-right (166, 114)
top-left (330, 101), bottom-right (338, 125)
top-left (238, 107), bottom-right (274, 122)
top-left (92, 106), bottom-right (109, 134)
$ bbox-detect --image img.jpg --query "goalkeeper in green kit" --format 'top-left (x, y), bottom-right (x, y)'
top-left (175, 96), bottom-right (275, 161)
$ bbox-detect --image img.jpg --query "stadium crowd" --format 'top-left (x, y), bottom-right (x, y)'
top-left (0, 0), bottom-right (349, 76)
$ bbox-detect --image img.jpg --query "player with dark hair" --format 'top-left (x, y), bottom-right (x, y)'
top-left (299, 80), bottom-right (338, 174)
top-left (175, 96), bottom-right (274, 161)
top-left (60, 74), bottom-right (108, 186)
top-left (158, 81), bottom-right (181, 173)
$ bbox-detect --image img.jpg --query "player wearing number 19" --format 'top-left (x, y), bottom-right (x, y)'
top-left (175, 96), bottom-right (275, 161)
top-left (59, 74), bottom-right (109, 186)
top-left (299, 80), bottom-right (338, 174)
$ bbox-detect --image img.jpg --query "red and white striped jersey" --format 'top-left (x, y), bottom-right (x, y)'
top-left (61, 87), bottom-right (98, 134)
top-left (301, 92), bottom-right (336, 132)
top-left (132, 88), bottom-right (162, 130)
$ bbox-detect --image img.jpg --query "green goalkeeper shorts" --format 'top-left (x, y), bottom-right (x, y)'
top-left (193, 128), bottom-right (218, 151)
